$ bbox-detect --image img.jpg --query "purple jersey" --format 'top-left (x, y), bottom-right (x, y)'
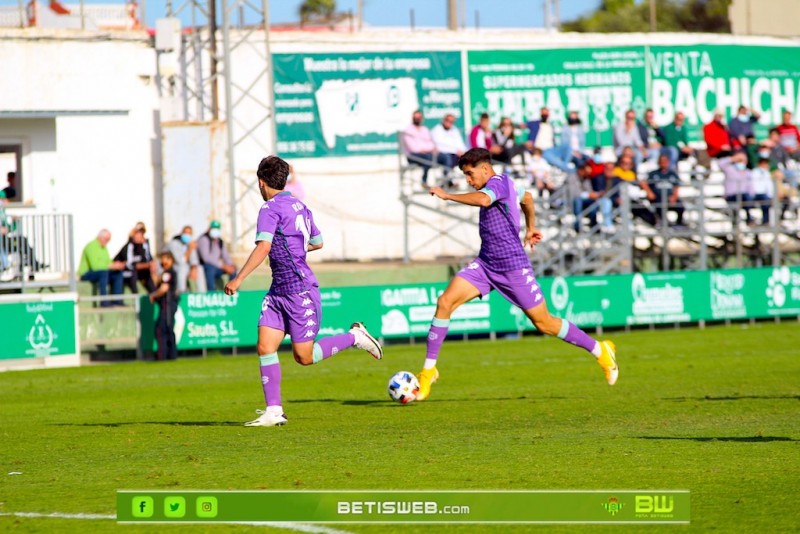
top-left (256, 191), bottom-right (322, 296)
top-left (477, 174), bottom-right (530, 272)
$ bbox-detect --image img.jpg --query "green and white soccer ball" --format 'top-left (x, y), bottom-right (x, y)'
top-left (387, 371), bottom-right (420, 404)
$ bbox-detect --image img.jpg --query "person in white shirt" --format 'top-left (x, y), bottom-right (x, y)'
top-left (431, 114), bottom-right (467, 185)
top-left (751, 157), bottom-right (775, 224)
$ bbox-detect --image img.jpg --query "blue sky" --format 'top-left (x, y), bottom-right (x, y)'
top-left (4, 0), bottom-right (605, 29)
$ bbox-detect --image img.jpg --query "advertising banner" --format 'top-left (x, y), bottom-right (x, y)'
top-left (0, 294), bottom-right (78, 362)
top-left (273, 51), bottom-right (463, 158)
top-left (466, 47), bottom-right (647, 147)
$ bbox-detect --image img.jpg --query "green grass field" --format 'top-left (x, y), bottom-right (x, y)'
top-left (1, 322), bottom-right (799, 533)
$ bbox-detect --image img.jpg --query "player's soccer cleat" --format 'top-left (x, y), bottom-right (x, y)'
top-left (350, 322), bottom-right (383, 359)
top-left (597, 340), bottom-right (619, 385)
top-left (415, 366), bottom-right (439, 401)
top-left (245, 408), bottom-right (288, 427)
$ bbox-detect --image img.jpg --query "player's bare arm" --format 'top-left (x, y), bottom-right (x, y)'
top-left (307, 242), bottom-right (323, 252)
top-left (520, 190), bottom-right (542, 248)
top-left (429, 186), bottom-right (492, 207)
top-left (224, 240), bottom-right (271, 295)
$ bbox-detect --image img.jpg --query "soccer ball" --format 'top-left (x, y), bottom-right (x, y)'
top-left (387, 371), bottom-right (420, 404)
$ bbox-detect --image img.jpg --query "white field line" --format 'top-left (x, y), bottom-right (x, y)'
top-left (0, 512), bottom-right (354, 533)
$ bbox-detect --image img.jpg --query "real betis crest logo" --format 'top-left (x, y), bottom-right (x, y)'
top-left (603, 496), bottom-right (624, 516)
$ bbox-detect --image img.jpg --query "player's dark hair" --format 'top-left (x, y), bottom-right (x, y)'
top-left (257, 155), bottom-right (290, 190)
top-left (458, 148), bottom-right (492, 170)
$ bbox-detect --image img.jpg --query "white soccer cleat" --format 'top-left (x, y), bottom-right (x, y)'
top-left (349, 322), bottom-right (383, 360)
top-left (245, 408), bottom-right (288, 427)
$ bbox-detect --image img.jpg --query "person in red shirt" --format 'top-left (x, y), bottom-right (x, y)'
top-left (703, 110), bottom-right (733, 159)
top-left (775, 110), bottom-right (800, 155)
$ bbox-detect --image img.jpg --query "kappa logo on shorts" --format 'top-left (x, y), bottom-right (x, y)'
top-left (526, 275), bottom-right (534, 284)
top-left (522, 268), bottom-right (530, 275)
top-left (535, 293), bottom-right (542, 302)
top-left (303, 309), bottom-right (315, 317)
top-left (532, 284), bottom-right (539, 291)
top-left (305, 319), bottom-right (317, 327)
top-left (303, 330), bottom-right (315, 338)
top-left (467, 262), bottom-right (479, 270)
top-left (301, 298), bottom-right (312, 306)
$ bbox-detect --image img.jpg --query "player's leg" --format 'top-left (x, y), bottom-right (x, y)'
top-left (417, 267), bottom-right (486, 401)
top-left (524, 301), bottom-right (618, 386)
top-left (246, 293), bottom-right (289, 427)
top-left (287, 288), bottom-right (382, 365)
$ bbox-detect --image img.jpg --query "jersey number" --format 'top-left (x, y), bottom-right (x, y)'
top-left (295, 214), bottom-right (311, 250)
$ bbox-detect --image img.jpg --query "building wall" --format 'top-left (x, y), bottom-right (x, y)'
top-left (730, 0), bottom-right (800, 38)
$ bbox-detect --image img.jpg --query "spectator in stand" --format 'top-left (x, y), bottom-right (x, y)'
top-left (401, 110), bottom-right (437, 187)
top-left (718, 153), bottom-right (755, 225)
top-left (431, 113), bottom-right (467, 186)
top-left (197, 220), bottom-right (237, 291)
top-left (661, 112), bottom-right (694, 168)
top-left (703, 110), bottom-right (734, 159)
top-left (114, 225), bottom-right (156, 294)
top-left (2, 172), bottom-right (17, 201)
top-left (544, 110), bottom-right (587, 173)
top-left (469, 113), bottom-right (503, 158)
top-left (750, 157), bottom-right (775, 225)
top-left (524, 107), bottom-right (555, 152)
top-left (775, 110), bottom-right (800, 156)
top-left (729, 105), bottom-right (761, 153)
top-left (528, 148), bottom-right (556, 197)
top-left (608, 156), bottom-right (657, 226)
top-left (614, 109), bottom-right (646, 167)
top-left (638, 108), bottom-right (665, 167)
top-left (284, 164), bottom-right (304, 200)
top-left (571, 159), bottom-right (613, 233)
top-left (78, 229), bottom-right (126, 306)
top-left (493, 116), bottom-right (529, 169)
top-left (641, 154), bottom-right (685, 227)
top-left (766, 128), bottom-right (800, 189)
top-left (166, 225), bottom-right (200, 294)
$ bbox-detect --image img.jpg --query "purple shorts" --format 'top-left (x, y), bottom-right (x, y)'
top-left (258, 287), bottom-right (321, 342)
top-left (456, 259), bottom-right (544, 311)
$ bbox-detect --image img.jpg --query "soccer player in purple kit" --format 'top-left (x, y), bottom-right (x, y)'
top-left (224, 155), bottom-right (383, 427)
top-left (416, 148), bottom-right (618, 401)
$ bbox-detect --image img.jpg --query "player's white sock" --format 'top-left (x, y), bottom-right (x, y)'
top-left (591, 342), bottom-right (601, 357)
top-left (423, 358), bottom-right (437, 369)
top-left (266, 405), bottom-right (284, 415)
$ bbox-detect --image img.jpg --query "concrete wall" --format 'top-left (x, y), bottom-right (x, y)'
top-left (730, 0), bottom-right (800, 38)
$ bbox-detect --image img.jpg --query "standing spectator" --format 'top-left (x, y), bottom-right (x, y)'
top-left (718, 153), bottom-right (755, 225)
top-left (703, 110), bottom-right (733, 159)
top-left (750, 157), bottom-right (775, 225)
top-left (524, 107), bottom-right (555, 152)
top-left (197, 220), bottom-right (237, 291)
top-left (78, 229), bottom-right (126, 306)
top-left (728, 105), bottom-right (760, 152)
top-left (493, 117), bottom-right (529, 168)
top-left (166, 225), bottom-right (200, 294)
top-left (775, 110), bottom-right (800, 155)
top-left (571, 159), bottom-right (613, 233)
top-left (401, 110), bottom-right (437, 187)
top-left (0, 191), bottom-right (11, 271)
top-left (544, 110), bottom-right (587, 172)
top-left (149, 251), bottom-right (179, 361)
top-left (469, 113), bottom-right (502, 159)
top-left (114, 226), bottom-right (156, 294)
top-left (662, 112), bottom-right (694, 168)
top-left (613, 109), bottom-right (646, 166)
top-left (638, 108), bottom-right (665, 167)
top-left (641, 154), bottom-right (685, 227)
top-left (2, 172), bottom-right (17, 201)
top-left (431, 113), bottom-right (467, 185)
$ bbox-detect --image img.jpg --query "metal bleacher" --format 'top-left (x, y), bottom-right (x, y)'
top-left (398, 148), bottom-right (800, 276)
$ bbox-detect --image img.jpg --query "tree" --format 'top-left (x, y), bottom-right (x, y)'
top-left (299, 0), bottom-right (336, 27)
top-left (562, 0), bottom-right (731, 33)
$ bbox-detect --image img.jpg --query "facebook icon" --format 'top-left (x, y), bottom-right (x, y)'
top-left (132, 496), bottom-right (154, 518)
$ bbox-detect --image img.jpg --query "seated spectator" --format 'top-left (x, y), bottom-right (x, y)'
top-left (641, 154), bottom-right (685, 227)
top-left (431, 113), bottom-right (467, 185)
top-left (0, 191), bottom-right (11, 271)
top-left (570, 159), bottom-right (613, 233)
top-left (197, 220), bottom-right (237, 291)
top-left (638, 108), bottom-right (665, 167)
top-left (614, 109), bottom-right (646, 167)
top-left (775, 110), bottom-right (800, 163)
top-left (608, 157), bottom-right (657, 226)
top-left (612, 153), bottom-right (638, 183)
top-left (78, 229), bottom-right (125, 306)
top-left (528, 148), bottom-right (556, 196)
top-left (493, 116), bottom-right (529, 168)
top-left (703, 111), bottom-right (733, 159)
top-left (544, 110), bottom-right (588, 173)
top-left (115, 225), bottom-right (156, 294)
top-left (0, 194), bottom-right (48, 276)
top-left (524, 107), bottom-right (555, 153)
top-left (166, 225), bottom-right (200, 294)
top-left (765, 128), bottom-right (800, 188)
top-left (401, 110), bottom-right (437, 187)
top-left (718, 153), bottom-right (755, 225)
top-left (662, 111), bottom-right (695, 168)
top-left (751, 157), bottom-right (774, 225)
top-left (469, 113), bottom-right (503, 159)
top-left (729, 105), bottom-right (760, 153)
top-left (2, 172), bottom-right (17, 201)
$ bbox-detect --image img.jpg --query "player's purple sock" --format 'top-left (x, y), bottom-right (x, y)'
top-left (259, 353), bottom-right (282, 407)
top-left (556, 319), bottom-right (598, 354)
top-left (425, 317), bottom-right (450, 363)
top-left (312, 333), bottom-right (355, 363)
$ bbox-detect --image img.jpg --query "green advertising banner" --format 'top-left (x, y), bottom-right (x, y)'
top-left (273, 51), bottom-right (463, 158)
top-left (118, 490), bottom-right (690, 524)
top-left (647, 45), bottom-right (800, 143)
top-left (0, 295), bottom-right (78, 360)
top-left (467, 47), bottom-right (647, 147)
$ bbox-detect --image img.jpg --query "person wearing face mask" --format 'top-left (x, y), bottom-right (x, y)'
top-left (166, 225), bottom-right (200, 294)
top-left (703, 110), bottom-right (733, 159)
top-left (524, 107), bottom-right (555, 153)
top-left (197, 220), bottom-right (237, 292)
top-left (718, 152), bottom-right (755, 225)
top-left (728, 105), bottom-right (761, 152)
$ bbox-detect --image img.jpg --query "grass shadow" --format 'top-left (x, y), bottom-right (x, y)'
top-left (636, 436), bottom-right (798, 443)
top-left (52, 421), bottom-right (243, 427)
top-left (664, 395), bottom-right (800, 402)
